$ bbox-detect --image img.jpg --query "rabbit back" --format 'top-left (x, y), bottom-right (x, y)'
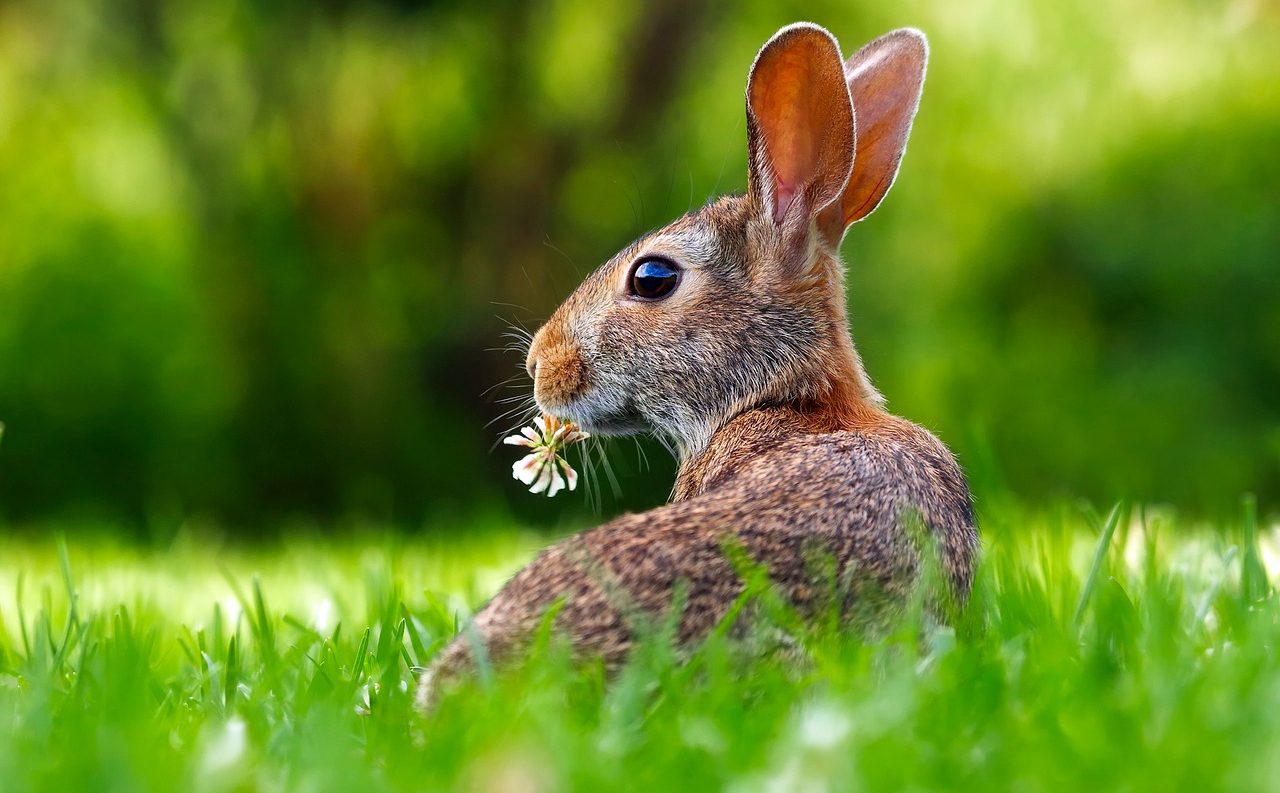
top-left (420, 406), bottom-right (975, 707)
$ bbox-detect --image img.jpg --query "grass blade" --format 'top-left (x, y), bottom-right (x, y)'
top-left (1241, 493), bottom-right (1269, 602)
top-left (1074, 502), bottom-right (1125, 628)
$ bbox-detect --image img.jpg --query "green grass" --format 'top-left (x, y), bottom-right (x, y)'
top-left (1, 499), bottom-right (1277, 792)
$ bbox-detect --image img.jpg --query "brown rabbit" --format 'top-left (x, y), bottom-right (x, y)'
top-left (418, 24), bottom-right (977, 709)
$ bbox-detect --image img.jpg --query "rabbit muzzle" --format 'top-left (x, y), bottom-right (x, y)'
top-left (527, 320), bottom-right (586, 409)
top-left (526, 320), bottom-right (647, 435)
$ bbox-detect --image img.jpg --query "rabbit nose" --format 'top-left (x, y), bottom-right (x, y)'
top-left (525, 339), bottom-right (541, 380)
top-left (526, 330), bottom-right (545, 380)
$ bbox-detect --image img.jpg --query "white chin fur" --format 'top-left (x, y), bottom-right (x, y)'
top-left (538, 394), bottom-right (642, 437)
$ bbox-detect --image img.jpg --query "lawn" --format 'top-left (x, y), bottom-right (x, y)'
top-left (1, 498), bottom-right (1277, 792)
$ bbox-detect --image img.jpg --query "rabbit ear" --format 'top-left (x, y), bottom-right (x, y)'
top-left (746, 24), bottom-right (855, 248)
top-left (818, 28), bottom-right (927, 244)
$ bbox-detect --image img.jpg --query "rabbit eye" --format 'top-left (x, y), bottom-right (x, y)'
top-left (629, 258), bottom-right (681, 300)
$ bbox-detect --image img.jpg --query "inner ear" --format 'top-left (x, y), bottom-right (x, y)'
top-left (817, 28), bottom-right (928, 245)
top-left (747, 24), bottom-right (855, 232)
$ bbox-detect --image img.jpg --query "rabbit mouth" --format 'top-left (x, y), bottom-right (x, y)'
top-left (576, 414), bottom-right (646, 435)
top-left (559, 408), bottom-right (646, 436)
top-left (542, 393), bottom-right (646, 437)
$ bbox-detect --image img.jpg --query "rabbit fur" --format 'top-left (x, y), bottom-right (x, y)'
top-left (418, 23), bottom-right (978, 710)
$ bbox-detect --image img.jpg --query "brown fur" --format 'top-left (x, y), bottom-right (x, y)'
top-left (528, 320), bottom-right (584, 406)
top-left (417, 24), bottom-right (976, 711)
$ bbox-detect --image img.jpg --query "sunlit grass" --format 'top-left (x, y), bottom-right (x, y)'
top-left (1, 499), bottom-right (1277, 791)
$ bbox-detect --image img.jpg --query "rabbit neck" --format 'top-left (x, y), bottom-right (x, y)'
top-left (668, 246), bottom-right (887, 499)
top-left (671, 362), bottom-right (889, 502)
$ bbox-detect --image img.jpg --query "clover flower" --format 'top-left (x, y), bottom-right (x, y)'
top-left (504, 415), bottom-right (589, 497)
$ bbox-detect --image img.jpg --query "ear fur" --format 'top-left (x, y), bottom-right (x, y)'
top-left (746, 23), bottom-right (855, 259)
top-left (818, 28), bottom-right (928, 245)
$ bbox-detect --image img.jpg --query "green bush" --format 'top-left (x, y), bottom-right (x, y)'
top-left (0, 0), bottom-right (1275, 528)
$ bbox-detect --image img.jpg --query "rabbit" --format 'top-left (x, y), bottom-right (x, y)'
top-left (417, 23), bottom-right (977, 711)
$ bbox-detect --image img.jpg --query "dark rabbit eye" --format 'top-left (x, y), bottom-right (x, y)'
top-left (629, 258), bottom-right (681, 300)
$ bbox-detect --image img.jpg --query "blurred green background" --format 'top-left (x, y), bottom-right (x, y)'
top-left (0, 0), bottom-right (1276, 533)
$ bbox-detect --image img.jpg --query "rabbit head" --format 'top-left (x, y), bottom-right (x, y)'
top-left (525, 25), bottom-right (928, 458)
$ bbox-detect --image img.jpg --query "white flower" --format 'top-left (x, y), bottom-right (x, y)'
top-left (504, 415), bottom-right (588, 497)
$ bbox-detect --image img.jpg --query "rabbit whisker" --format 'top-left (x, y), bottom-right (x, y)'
top-left (481, 374), bottom-right (528, 399)
top-left (486, 398), bottom-right (539, 430)
top-left (634, 437), bottom-right (650, 472)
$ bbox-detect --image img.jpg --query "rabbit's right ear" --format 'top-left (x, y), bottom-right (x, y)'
top-left (746, 24), bottom-right (855, 267)
top-left (817, 29), bottom-right (928, 245)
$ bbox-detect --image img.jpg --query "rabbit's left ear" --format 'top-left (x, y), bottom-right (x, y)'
top-left (817, 29), bottom-right (928, 245)
top-left (747, 24), bottom-right (854, 259)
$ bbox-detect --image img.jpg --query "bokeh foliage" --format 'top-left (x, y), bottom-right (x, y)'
top-left (0, 0), bottom-right (1276, 528)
